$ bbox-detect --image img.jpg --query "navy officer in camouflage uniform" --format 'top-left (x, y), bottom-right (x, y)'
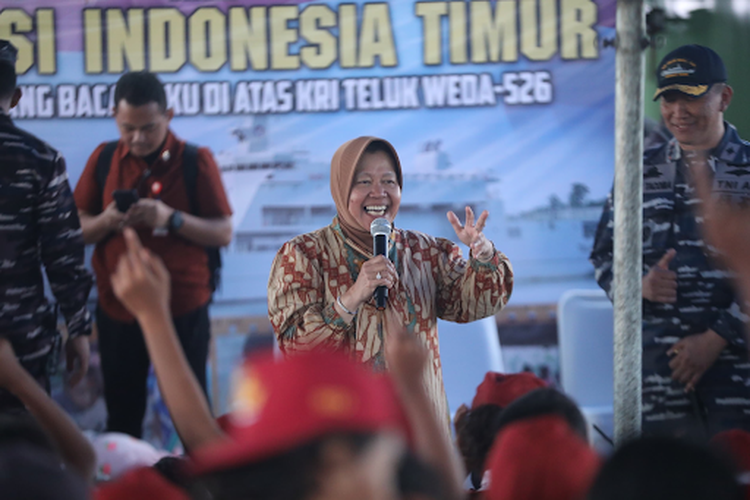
top-left (0, 40), bottom-right (93, 410)
top-left (591, 45), bottom-right (750, 439)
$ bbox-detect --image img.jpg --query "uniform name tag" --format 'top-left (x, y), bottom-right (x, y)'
top-left (644, 163), bottom-right (675, 193)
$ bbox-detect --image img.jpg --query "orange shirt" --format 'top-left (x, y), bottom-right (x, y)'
top-left (74, 131), bottom-right (232, 322)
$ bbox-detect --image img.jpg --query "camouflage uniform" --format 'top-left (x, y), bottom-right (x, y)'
top-left (0, 110), bottom-right (92, 407)
top-left (591, 123), bottom-right (750, 438)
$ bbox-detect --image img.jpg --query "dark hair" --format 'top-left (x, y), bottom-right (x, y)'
top-left (0, 444), bottom-right (89, 500)
top-left (0, 61), bottom-right (16, 100)
top-left (587, 436), bottom-right (742, 500)
top-left (397, 450), bottom-right (451, 500)
top-left (0, 414), bottom-right (56, 454)
top-left (153, 455), bottom-right (191, 490)
top-left (191, 432), bottom-right (374, 500)
top-left (457, 404), bottom-right (504, 487)
top-left (362, 140), bottom-right (402, 187)
top-left (493, 388), bottom-right (589, 441)
top-left (114, 71), bottom-right (167, 112)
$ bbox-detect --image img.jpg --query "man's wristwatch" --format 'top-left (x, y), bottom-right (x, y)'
top-left (167, 210), bottom-right (184, 234)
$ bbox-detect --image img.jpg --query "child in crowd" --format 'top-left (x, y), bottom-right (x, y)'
top-left (0, 337), bottom-right (96, 481)
top-left (0, 440), bottom-right (91, 500)
top-left (454, 371), bottom-right (547, 490)
top-left (0, 339), bottom-right (94, 499)
top-left (97, 227), bottom-right (464, 500)
top-left (469, 387), bottom-right (594, 497)
top-left (587, 436), bottom-right (742, 500)
top-left (485, 414), bottom-right (600, 500)
top-left (711, 429), bottom-right (750, 500)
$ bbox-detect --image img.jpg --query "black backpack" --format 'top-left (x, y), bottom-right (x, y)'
top-left (95, 141), bottom-right (222, 295)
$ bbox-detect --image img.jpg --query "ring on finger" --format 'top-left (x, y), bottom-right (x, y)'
top-left (376, 272), bottom-right (382, 280)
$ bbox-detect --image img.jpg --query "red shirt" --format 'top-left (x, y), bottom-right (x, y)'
top-left (74, 131), bottom-right (232, 322)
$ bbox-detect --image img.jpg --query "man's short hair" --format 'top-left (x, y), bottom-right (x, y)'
top-left (0, 40), bottom-right (17, 100)
top-left (114, 71), bottom-right (167, 112)
top-left (0, 61), bottom-right (16, 100)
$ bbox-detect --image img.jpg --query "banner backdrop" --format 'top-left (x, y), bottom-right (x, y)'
top-left (3, 0), bottom-right (617, 316)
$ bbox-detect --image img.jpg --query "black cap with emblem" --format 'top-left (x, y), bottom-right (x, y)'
top-left (653, 44), bottom-right (727, 101)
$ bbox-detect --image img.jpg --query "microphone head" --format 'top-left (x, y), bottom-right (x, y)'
top-left (370, 217), bottom-right (391, 237)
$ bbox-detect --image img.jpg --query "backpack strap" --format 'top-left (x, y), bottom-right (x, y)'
top-left (95, 141), bottom-right (119, 194)
top-left (181, 143), bottom-right (222, 294)
top-left (182, 143), bottom-right (200, 215)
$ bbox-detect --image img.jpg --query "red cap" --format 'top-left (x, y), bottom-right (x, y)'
top-left (151, 181), bottom-right (163, 196)
top-left (471, 372), bottom-right (547, 409)
top-left (93, 467), bottom-right (189, 500)
top-left (485, 415), bottom-right (601, 500)
top-left (190, 350), bottom-right (410, 475)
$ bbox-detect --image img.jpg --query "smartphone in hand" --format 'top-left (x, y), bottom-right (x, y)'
top-left (112, 189), bottom-right (139, 213)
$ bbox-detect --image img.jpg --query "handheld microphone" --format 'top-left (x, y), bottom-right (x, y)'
top-left (370, 217), bottom-right (391, 310)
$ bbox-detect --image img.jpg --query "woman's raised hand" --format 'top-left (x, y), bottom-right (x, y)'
top-left (447, 206), bottom-right (494, 261)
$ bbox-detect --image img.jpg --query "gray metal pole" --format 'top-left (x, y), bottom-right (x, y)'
top-left (613, 0), bottom-right (645, 444)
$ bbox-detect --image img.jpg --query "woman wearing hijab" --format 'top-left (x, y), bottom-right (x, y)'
top-left (267, 137), bottom-right (513, 425)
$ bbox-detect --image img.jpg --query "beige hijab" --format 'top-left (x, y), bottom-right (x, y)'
top-left (330, 136), bottom-right (403, 253)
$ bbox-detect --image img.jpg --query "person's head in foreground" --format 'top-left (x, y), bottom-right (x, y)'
top-left (0, 443), bottom-right (90, 500)
top-left (484, 414), bottom-right (600, 500)
top-left (587, 435), bottom-right (742, 500)
top-left (0, 414), bottom-right (89, 500)
top-left (0, 414), bottom-right (89, 499)
top-left (187, 350), bottom-right (446, 500)
top-left (456, 372), bottom-right (547, 489)
top-left (330, 136), bottom-right (402, 251)
top-left (710, 429), bottom-right (750, 499)
top-left (653, 44), bottom-right (732, 152)
top-left (493, 387), bottom-right (589, 442)
top-left (0, 39), bottom-right (22, 112)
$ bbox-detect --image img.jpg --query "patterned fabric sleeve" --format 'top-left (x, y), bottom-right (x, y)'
top-left (267, 236), bottom-right (354, 354)
top-left (433, 236), bottom-right (513, 323)
top-left (38, 153), bottom-right (93, 338)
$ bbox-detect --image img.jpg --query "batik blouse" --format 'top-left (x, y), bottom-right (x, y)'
top-left (268, 219), bottom-right (513, 426)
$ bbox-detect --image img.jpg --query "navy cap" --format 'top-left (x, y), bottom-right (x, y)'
top-left (0, 40), bottom-right (17, 66)
top-left (653, 44), bottom-right (727, 101)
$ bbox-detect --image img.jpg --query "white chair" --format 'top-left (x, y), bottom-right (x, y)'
top-left (557, 289), bottom-right (614, 454)
top-left (438, 316), bottom-right (504, 417)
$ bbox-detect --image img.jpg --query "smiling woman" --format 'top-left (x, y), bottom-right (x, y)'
top-left (267, 136), bottom-right (514, 429)
top-left (347, 147), bottom-right (402, 226)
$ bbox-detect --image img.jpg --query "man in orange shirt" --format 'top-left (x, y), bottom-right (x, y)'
top-left (74, 71), bottom-right (232, 438)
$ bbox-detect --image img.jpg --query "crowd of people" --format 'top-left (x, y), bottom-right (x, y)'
top-left (2, 31), bottom-right (750, 500)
